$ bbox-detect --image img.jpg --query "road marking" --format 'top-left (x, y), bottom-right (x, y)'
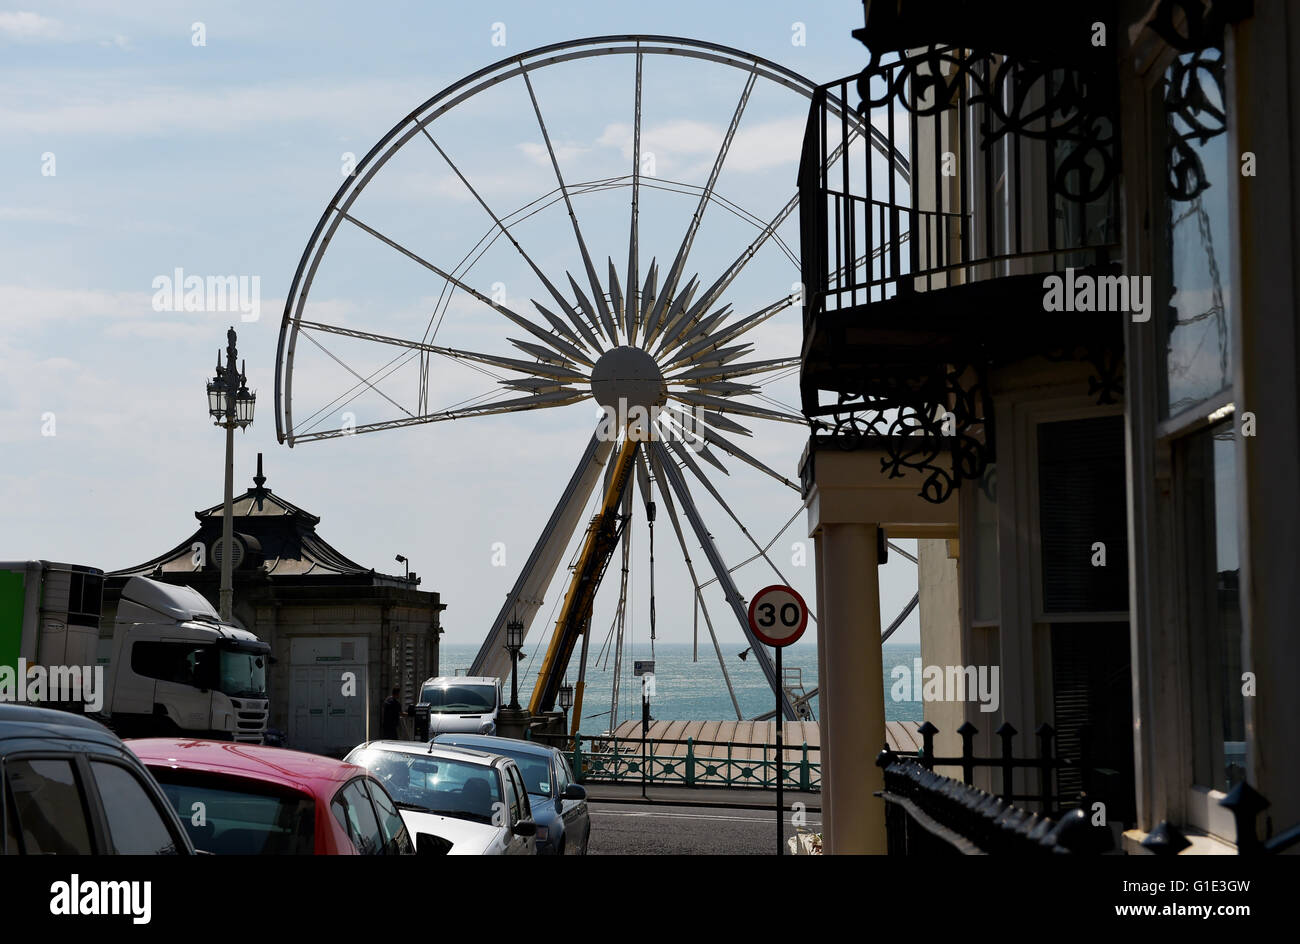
top-left (591, 808), bottom-right (822, 826)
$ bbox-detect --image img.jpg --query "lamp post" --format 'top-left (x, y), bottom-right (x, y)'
top-left (207, 326), bottom-right (255, 622)
top-left (505, 615), bottom-right (523, 711)
top-left (395, 554), bottom-right (409, 581)
top-left (559, 680), bottom-right (573, 718)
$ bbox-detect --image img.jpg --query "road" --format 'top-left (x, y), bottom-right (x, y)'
top-left (586, 801), bottom-right (822, 855)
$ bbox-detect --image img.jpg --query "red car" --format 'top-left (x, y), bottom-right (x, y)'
top-left (128, 739), bottom-right (414, 855)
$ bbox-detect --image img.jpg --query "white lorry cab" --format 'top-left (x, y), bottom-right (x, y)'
top-left (0, 561), bottom-right (269, 742)
top-left (413, 676), bottom-right (502, 740)
top-left (108, 575), bottom-right (270, 742)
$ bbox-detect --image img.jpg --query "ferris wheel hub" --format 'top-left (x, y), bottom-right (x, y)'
top-left (589, 345), bottom-right (667, 414)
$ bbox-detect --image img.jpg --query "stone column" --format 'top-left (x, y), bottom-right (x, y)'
top-left (821, 521), bottom-right (887, 853)
top-left (814, 532), bottom-right (833, 854)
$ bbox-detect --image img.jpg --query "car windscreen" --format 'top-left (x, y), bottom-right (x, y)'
top-left (150, 768), bottom-right (315, 855)
top-left (455, 746), bottom-right (551, 797)
top-left (346, 748), bottom-right (501, 825)
top-left (419, 683), bottom-right (496, 714)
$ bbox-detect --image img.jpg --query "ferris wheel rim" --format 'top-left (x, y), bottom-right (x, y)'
top-left (274, 34), bottom-right (875, 447)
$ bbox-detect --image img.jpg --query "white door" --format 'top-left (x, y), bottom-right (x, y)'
top-left (289, 637), bottom-right (368, 756)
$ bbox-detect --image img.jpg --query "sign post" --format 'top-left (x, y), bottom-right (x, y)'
top-left (748, 584), bottom-right (809, 856)
top-left (635, 661), bottom-right (655, 800)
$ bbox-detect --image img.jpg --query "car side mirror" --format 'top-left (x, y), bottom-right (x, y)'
top-left (563, 783), bottom-right (587, 801)
top-left (512, 817), bottom-right (537, 838)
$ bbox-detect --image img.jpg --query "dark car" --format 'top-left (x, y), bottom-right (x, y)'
top-left (433, 733), bottom-right (590, 854)
top-left (0, 704), bottom-right (195, 855)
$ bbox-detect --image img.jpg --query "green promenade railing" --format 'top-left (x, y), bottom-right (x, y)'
top-left (532, 732), bottom-right (822, 792)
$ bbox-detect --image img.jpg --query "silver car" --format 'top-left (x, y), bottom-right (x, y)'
top-left (344, 741), bottom-right (536, 855)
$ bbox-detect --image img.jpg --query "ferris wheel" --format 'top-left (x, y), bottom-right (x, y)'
top-left (274, 36), bottom-right (896, 726)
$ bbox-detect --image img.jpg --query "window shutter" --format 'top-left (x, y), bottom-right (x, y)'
top-left (1037, 415), bottom-right (1129, 612)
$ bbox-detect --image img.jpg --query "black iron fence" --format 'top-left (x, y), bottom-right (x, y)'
top-left (1141, 781), bottom-right (1300, 856)
top-left (897, 719), bottom-right (1099, 814)
top-left (876, 720), bottom-right (1116, 854)
top-left (878, 753), bottom-right (1112, 855)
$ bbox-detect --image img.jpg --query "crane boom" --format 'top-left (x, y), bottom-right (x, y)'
top-left (528, 436), bottom-right (640, 719)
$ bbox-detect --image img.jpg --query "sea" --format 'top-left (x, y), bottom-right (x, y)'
top-left (439, 641), bottom-right (923, 728)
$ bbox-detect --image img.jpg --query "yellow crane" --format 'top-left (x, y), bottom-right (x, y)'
top-left (527, 435), bottom-right (640, 734)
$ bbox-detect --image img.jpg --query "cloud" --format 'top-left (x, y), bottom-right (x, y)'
top-left (518, 140), bottom-right (590, 167)
top-left (0, 77), bottom-right (425, 138)
top-left (0, 11), bottom-right (63, 41)
top-left (595, 116), bottom-right (802, 179)
top-left (0, 206), bottom-right (88, 226)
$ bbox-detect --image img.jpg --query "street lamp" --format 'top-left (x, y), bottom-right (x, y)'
top-left (559, 681), bottom-right (574, 744)
top-left (207, 326), bottom-right (255, 621)
top-left (395, 554), bottom-right (409, 581)
top-left (505, 615), bottom-right (524, 711)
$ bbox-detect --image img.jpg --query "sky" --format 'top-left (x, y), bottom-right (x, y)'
top-left (0, 0), bottom-right (922, 669)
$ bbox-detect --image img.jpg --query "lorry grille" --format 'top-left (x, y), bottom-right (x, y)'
top-left (229, 698), bottom-right (269, 744)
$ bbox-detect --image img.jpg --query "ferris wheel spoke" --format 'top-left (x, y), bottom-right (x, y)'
top-left (297, 319), bottom-right (587, 383)
top-left (663, 436), bottom-right (803, 598)
top-left (417, 125), bottom-right (595, 347)
top-left (643, 446), bottom-right (744, 720)
top-left (662, 408), bottom-right (798, 489)
top-left (668, 115), bottom-right (874, 337)
top-left (520, 66), bottom-right (618, 344)
top-left (532, 299), bottom-right (604, 357)
top-left (607, 259), bottom-right (625, 335)
top-left (667, 355), bottom-right (800, 384)
top-left (297, 327), bottom-right (415, 425)
top-left (656, 304), bottom-right (732, 358)
top-left (668, 391), bottom-right (805, 425)
top-left (671, 342), bottom-right (754, 372)
top-left (289, 390), bottom-right (582, 443)
top-left (649, 440), bottom-right (796, 721)
top-left (507, 338), bottom-right (575, 367)
top-left (626, 48), bottom-right (643, 343)
top-left (645, 68), bottom-right (758, 349)
top-left (565, 273), bottom-right (610, 349)
top-left (661, 293), bottom-right (799, 366)
top-left (337, 209), bottom-right (564, 345)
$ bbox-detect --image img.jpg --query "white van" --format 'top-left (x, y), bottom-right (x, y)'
top-left (413, 676), bottom-right (502, 740)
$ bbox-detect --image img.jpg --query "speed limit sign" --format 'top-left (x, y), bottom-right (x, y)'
top-left (747, 584), bottom-right (809, 648)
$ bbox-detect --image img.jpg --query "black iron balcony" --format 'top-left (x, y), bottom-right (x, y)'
top-left (798, 34), bottom-right (1124, 502)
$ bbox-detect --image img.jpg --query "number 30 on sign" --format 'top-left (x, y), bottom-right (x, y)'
top-left (747, 584), bottom-right (809, 648)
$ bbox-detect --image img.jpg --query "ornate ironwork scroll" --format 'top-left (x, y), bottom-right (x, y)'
top-left (854, 45), bottom-right (1118, 206)
top-left (1163, 47), bottom-right (1226, 202)
top-left (824, 362), bottom-right (993, 505)
top-left (1147, 0), bottom-right (1251, 53)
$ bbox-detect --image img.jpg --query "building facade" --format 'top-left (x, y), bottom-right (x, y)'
top-left (799, 0), bottom-right (1298, 854)
top-left (105, 455), bottom-right (443, 756)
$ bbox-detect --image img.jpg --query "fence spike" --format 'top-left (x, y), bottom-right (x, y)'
top-left (1141, 821), bottom-right (1191, 856)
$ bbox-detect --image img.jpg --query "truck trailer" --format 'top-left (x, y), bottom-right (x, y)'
top-left (0, 560), bottom-right (269, 742)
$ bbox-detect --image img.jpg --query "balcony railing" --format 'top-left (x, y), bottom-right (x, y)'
top-left (798, 44), bottom-right (1120, 327)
